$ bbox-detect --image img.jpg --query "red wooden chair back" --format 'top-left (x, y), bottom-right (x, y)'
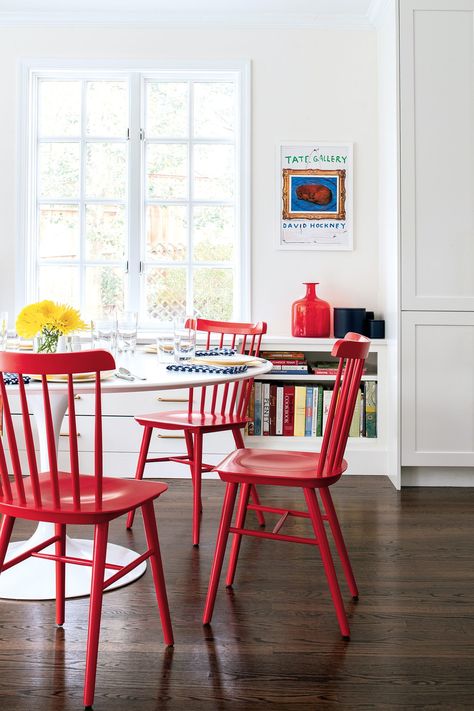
top-left (0, 350), bottom-right (115, 510)
top-left (317, 333), bottom-right (371, 478)
top-left (185, 318), bottom-right (267, 420)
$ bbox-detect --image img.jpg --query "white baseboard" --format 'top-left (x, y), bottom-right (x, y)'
top-left (402, 467), bottom-right (474, 487)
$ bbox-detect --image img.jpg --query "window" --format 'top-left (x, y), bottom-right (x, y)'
top-left (21, 64), bottom-right (250, 326)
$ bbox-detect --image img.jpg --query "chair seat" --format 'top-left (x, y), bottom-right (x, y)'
top-left (0, 472), bottom-right (168, 524)
top-left (214, 447), bottom-right (347, 488)
top-left (136, 409), bottom-right (249, 431)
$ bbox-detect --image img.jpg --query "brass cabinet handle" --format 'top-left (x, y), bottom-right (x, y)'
top-left (74, 395), bottom-right (81, 400)
top-left (157, 434), bottom-right (185, 439)
top-left (59, 431), bottom-right (81, 437)
top-left (156, 396), bottom-right (188, 403)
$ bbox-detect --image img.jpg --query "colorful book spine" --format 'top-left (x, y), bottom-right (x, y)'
top-left (275, 386), bottom-right (284, 435)
top-left (294, 386), bottom-right (306, 436)
top-left (247, 384), bottom-right (255, 436)
top-left (349, 389), bottom-right (361, 437)
top-left (305, 386), bottom-right (313, 436)
top-left (254, 381), bottom-right (262, 436)
top-left (283, 385), bottom-right (295, 436)
top-left (322, 389), bottom-right (333, 435)
top-left (316, 386), bottom-right (324, 436)
top-left (269, 384), bottom-right (277, 436)
top-left (365, 381), bottom-right (377, 438)
top-left (262, 383), bottom-right (271, 436)
top-left (311, 386), bottom-right (320, 437)
top-left (359, 383), bottom-right (366, 436)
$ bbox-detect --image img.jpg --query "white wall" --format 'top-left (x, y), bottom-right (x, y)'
top-left (0, 26), bottom-right (378, 335)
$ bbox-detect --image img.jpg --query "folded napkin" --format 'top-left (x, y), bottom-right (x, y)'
top-left (166, 363), bottom-right (248, 375)
top-left (194, 347), bottom-right (237, 357)
top-left (2, 373), bottom-right (31, 385)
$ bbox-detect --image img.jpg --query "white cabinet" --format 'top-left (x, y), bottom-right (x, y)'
top-left (401, 312), bottom-right (474, 466)
top-left (393, 0), bottom-right (474, 484)
top-left (400, 0), bottom-right (474, 311)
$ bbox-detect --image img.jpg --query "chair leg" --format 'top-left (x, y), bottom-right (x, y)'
top-left (304, 488), bottom-right (351, 640)
top-left (232, 426), bottom-right (265, 527)
top-left (126, 426), bottom-right (153, 530)
top-left (203, 482), bottom-right (238, 625)
top-left (192, 431), bottom-right (203, 546)
top-left (319, 488), bottom-right (359, 600)
top-left (83, 522), bottom-right (109, 710)
top-left (185, 431), bottom-right (202, 513)
top-left (0, 515), bottom-right (15, 571)
top-left (225, 482), bottom-right (252, 587)
top-left (141, 501), bottom-right (174, 646)
top-left (55, 523), bottom-right (66, 626)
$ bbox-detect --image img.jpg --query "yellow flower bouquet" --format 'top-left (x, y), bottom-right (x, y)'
top-left (16, 300), bottom-right (88, 353)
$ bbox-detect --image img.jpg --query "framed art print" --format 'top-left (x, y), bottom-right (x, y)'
top-left (278, 143), bottom-right (353, 250)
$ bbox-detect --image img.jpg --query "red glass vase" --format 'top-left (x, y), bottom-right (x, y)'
top-left (291, 282), bottom-right (330, 338)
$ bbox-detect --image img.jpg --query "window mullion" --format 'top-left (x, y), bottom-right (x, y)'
top-left (80, 79), bottom-right (87, 314)
top-left (127, 72), bottom-right (142, 316)
top-left (187, 80), bottom-right (193, 316)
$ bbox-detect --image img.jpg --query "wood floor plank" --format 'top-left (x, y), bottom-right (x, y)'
top-left (0, 476), bottom-right (473, 709)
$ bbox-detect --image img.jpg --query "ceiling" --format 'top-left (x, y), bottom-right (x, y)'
top-left (0, 0), bottom-right (383, 28)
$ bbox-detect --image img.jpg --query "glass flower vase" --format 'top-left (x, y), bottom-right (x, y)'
top-left (291, 282), bottom-right (331, 338)
top-left (34, 331), bottom-right (69, 353)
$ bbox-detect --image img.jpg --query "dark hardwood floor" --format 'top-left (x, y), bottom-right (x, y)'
top-left (1, 476), bottom-right (473, 710)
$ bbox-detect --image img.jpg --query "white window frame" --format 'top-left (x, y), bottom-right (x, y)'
top-left (17, 59), bottom-right (251, 326)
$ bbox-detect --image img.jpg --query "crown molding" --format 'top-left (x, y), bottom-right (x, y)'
top-left (0, 10), bottom-right (375, 30)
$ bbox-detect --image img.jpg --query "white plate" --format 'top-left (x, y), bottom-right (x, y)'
top-left (193, 354), bottom-right (265, 367)
top-left (29, 371), bottom-right (115, 383)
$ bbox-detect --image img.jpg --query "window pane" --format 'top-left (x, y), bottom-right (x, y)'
top-left (146, 82), bottom-right (188, 138)
top-left (146, 205), bottom-right (187, 262)
top-left (194, 82), bottom-right (235, 139)
top-left (38, 143), bottom-right (80, 199)
top-left (193, 268), bottom-right (233, 320)
top-left (39, 205), bottom-right (79, 260)
top-left (147, 144), bottom-right (187, 199)
top-left (38, 266), bottom-right (80, 305)
top-left (193, 206), bottom-right (234, 262)
top-left (38, 81), bottom-right (81, 136)
top-left (86, 81), bottom-right (128, 137)
top-left (193, 145), bottom-right (234, 201)
top-left (85, 266), bottom-right (125, 318)
top-left (86, 143), bottom-right (127, 199)
top-left (145, 266), bottom-right (186, 321)
top-left (86, 204), bottom-right (126, 260)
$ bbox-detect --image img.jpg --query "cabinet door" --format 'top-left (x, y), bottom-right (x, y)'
top-left (401, 312), bottom-right (474, 465)
top-left (400, 0), bottom-right (474, 310)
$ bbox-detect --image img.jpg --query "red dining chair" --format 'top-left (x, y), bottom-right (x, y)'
top-left (126, 319), bottom-right (268, 546)
top-left (203, 333), bottom-right (370, 640)
top-left (0, 350), bottom-right (173, 710)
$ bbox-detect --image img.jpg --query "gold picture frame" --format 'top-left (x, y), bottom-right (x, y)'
top-left (282, 168), bottom-right (346, 220)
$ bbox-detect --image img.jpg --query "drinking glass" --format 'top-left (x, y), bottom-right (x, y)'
top-left (91, 318), bottom-right (117, 353)
top-left (174, 317), bottom-right (196, 363)
top-left (117, 311), bottom-right (138, 354)
top-left (156, 330), bottom-right (175, 363)
top-left (0, 311), bottom-right (7, 351)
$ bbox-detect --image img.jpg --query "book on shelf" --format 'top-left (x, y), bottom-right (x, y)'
top-left (275, 386), bottom-right (284, 435)
top-left (283, 385), bottom-right (295, 436)
top-left (254, 381), bottom-right (262, 436)
top-left (246, 380), bottom-right (377, 440)
top-left (262, 383), bottom-right (271, 436)
top-left (261, 351), bottom-right (306, 361)
top-left (305, 386), bottom-right (314, 437)
top-left (294, 386), bottom-right (306, 436)
top-left (247, 385), bottom-right (255, 436)
top-left (311, 361), bottom-right (367, 375)
top-left (270, 364), bottom-right (309, 373)
top-left (365, 380), bottom-right (377, 438)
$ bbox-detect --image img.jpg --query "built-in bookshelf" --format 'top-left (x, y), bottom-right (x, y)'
top-left (244, 337), bottom-right (387, 476)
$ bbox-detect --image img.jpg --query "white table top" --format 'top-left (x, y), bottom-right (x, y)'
top-left (20, 351), bottom-right (273, 394)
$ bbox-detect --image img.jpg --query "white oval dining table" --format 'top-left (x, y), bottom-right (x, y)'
top-left (0, 352), bottom-right (272, 600)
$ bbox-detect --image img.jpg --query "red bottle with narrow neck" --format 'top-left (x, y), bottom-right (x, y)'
top-left (291, 282), bottom-right (331, 338)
